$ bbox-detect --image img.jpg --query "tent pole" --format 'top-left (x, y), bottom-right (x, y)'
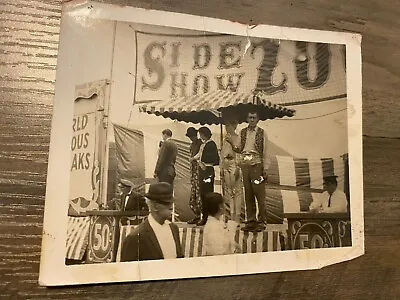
top-left (219, 114), bottom-right (226, 223)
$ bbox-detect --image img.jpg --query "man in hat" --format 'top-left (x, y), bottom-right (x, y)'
top-left (154, 129), bottom-right (178, 186)
top-left (185, 127), bottom-right (203, 224)
top-left (121, 182), bottom-right (184, 261)
top-left (309, 175), bottom-right (348, 213)
top-left (117, 179), bottom-right (148, 213)
top-left (116, 179), bottom-right (134, 211)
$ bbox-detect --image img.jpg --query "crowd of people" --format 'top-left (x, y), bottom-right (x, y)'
top-left (119, 109), bottom-right (349, 261)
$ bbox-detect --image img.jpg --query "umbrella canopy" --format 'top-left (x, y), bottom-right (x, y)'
top-left (139, 90), bottom-right (296, 125)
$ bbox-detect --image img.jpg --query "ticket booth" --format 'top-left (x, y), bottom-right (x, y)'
top-left (285, 213), bottom-right (351, 250)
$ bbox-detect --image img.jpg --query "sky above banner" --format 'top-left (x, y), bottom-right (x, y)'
top-left (134, 31), bottom-right (346, 106)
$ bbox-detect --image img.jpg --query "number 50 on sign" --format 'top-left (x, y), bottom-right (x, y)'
top-left (87, 216), bottom-right (116, 263)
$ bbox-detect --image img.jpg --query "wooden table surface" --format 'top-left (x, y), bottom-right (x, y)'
top-left (1, 0), bottom-right (400, 299)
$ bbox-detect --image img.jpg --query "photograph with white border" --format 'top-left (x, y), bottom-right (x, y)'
top-left (39, 1), bottom-right (363, 286)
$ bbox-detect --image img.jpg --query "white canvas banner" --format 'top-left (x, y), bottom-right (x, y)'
top-left (134, 32), bottom-right (346, 105)
top-left (69, 98), bottom-right (98, 202)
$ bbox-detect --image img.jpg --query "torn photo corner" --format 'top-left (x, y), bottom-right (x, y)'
top-left (39, 0), bottom-right (363, 287)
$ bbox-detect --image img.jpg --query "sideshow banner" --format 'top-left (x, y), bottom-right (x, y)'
top-left (69, 80), bottom-right (109, 215)
top-left (135, 32), bottom-right (346, 105)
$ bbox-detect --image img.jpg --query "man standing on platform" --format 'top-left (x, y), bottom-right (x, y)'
top-left (154, 129), bottom-right (178, 187)
top-left (226, 110), bottom-right (270, 232)
top-left (309, 175), bottom-right (348, 213)
top-left (121, 182), bottom-right (184, 261)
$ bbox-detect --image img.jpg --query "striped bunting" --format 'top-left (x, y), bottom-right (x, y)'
top-left (140, 90), bottom-right (252, 112)
top-left (270, 155), bottom-right (347, 191)
top-left (115, 223), bottom-right (136, 262)
top-left (266, 188), bottom-right (322, 213)
top-left (116, 223), bottom-right (285, 261)
top-left (138, 90), bottom-right (295, 125)
top-left (264, 188), bottom-right (343, 223)
top-left (66, 216), bottom-right (90, 260)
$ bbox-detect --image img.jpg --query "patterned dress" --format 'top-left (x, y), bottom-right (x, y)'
top-left (189, 139), bottom-right (202, 217)
top-left (221, 133), bottom-right (244, 223)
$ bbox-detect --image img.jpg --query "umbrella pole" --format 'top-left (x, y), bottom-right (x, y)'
top-left (219, 118), bottom-right (227, 223)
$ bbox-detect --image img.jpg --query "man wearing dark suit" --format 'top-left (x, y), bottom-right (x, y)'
top-left (117, 179), bottom-right (148, 213)
top-left (120, 182), bottom-right (184, 261)
top-left (154, 129), bottom-right (178, 186)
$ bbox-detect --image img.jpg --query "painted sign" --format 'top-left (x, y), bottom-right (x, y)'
top-left (286, 214), bottom-right (352, 250)
top-left (69, 97), bottom-right (100, 211)
top-left (68, 80), bottom-right (109, 215)
top-left (135, 32), bottom-right (346, 105)
top-left (86, 216), bottom-right (116, 263)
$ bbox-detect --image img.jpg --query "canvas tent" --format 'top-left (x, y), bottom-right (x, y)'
top-left (110, 124), bottom-right (349, 223)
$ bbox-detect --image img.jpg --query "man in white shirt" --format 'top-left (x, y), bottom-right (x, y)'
top-left (121, 182), bottom-right (184, 261)
top-left (117, 179), bottom-right (148, 213)
top-left (226, 110), bottom-right (270, 232)
top-left (309, 175), bottom-right (348, 213)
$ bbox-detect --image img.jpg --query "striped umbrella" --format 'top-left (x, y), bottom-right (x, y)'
top-left (138, 90), bottom-right (296, 125)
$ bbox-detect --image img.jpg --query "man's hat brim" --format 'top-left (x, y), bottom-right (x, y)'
top-left (144, 193), bottom-right (174, 204)
top-left (119, 179), bottom-right (134, 188)
top-left (323, 175), bottom-right (338, 182)
top-left (144, 182), bottom-right (174, 204)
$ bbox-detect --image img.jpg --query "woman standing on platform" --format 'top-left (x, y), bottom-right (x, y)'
top-left (191, 127), bottom-right (220, 226)
top-left (185, 127), bottom-right (203, 225)
top-left (221, 115), bottom-right (244, 224)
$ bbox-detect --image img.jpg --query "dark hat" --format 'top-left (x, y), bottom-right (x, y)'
top-left (119, 179), bottom-right (134, 188)
top-left (198, 126), bottom-right (212, 139)
top-left (323, 175), bottom-right (338, 183)
top-left (144, 182), bottom-right (174, 203)
top-left (185, 127), bottom-right (198, 137)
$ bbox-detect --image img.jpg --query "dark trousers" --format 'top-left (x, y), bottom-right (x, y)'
top-left (240, 163), bottom-right (266, 224)
top-left (157, 170), bottom-right (175, 188)
top-left (199, 166), bottom-right (215, 220)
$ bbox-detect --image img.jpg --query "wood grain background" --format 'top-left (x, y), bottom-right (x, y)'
top-left (1, 0), bottom-right (399, 299)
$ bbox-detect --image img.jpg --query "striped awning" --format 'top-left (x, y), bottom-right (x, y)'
top-left (66, 216), bottom-right (90, 260)
top-left (139, 90), bottom-right (296, 125)
top-left (116, 223), bottom-right (286, 260)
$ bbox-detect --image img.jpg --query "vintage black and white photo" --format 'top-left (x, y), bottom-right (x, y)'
top-left (39, 1), bottom-right (363, 286)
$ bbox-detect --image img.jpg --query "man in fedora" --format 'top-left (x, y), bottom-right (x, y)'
top-left (309, 175), bottom-right (348, 213)
top-left (121, 182), bottom-right (184, 261)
